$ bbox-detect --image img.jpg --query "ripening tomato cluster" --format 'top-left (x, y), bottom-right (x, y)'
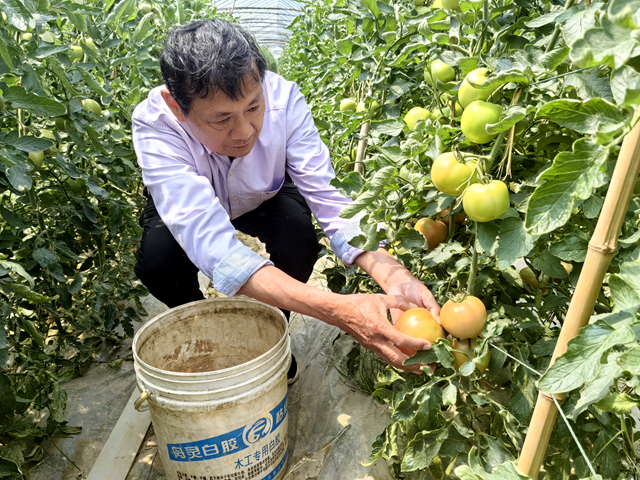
top-left (394, 296), bottom-right (489, 373)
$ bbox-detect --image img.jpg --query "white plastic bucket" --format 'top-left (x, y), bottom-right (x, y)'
top-left (132, 298), bottom-right (290, 480)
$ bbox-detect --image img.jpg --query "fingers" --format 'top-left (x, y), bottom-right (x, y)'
top-left (383, 294), bottom-right (411, 312)
top-left (376, 342), bottom-right (423, 374)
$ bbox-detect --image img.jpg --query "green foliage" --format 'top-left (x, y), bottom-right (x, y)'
top-left (259, 45), bottom-right (278, 74)
top-left (282, 0), bottom-right (640, 477)
top-left (0, 0), bottom-right (231, 475)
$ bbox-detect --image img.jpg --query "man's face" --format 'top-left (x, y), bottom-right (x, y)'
top-left (162, 74), bottom-right (265, 158)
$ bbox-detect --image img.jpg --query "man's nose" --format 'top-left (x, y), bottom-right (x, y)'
top-left (231, 116), bottom-right (254, 141)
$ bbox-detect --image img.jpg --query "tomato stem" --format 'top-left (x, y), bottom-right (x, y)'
top-left (467, 222), bottom-right (479, 296)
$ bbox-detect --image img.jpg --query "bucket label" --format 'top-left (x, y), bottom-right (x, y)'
top-left (168, 394), bottom-right (288, 463)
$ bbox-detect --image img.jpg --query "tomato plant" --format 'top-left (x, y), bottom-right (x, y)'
top-left (281, 0), bottom-right (640, 476)
top-left (440, 295), bottom-right (487, 339)
top-left (0, 0), bottom-right (232, 474)
top-left (439, 207), bottom-right (466, 225)
top-left (414, 217), bottom-right (447, 250)
top-left (394, 307), bottom-right (444, 356)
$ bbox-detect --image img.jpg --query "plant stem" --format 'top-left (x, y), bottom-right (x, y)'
top-left (544, 0), bottom-right (576, 53)
top-left (484, 130), bottom-right (508, 172)
top-left (467, 222), bottom-right (479, 295)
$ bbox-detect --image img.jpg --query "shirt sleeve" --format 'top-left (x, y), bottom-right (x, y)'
top-left (132, 117), bottom-right (273, 296)
top-left (283, 84), bottom-right (368, 265)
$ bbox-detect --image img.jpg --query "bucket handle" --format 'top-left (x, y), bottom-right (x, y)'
top-left (134, 390), bottom-right (150, 412)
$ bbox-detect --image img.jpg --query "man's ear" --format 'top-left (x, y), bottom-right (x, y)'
top-left (161, 89), bottom-right (186, 122)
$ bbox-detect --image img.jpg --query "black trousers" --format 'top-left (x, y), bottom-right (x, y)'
top-left (134, 179), bottom-right (322, 316)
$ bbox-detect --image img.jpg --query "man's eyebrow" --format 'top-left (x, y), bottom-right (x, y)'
top-left (208, 92), bottom-right (263, 119)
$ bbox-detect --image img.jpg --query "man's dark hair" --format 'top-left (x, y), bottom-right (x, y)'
top-left (160, 19), bottom-right (267, 115)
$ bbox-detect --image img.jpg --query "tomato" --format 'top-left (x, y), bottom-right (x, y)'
top-left (461, 100), bottom-right (502, 144)
top-left (357, 100), bottom-right (380, 114)
top-left (520, 267), bottom-right (539, 289)
top-left (395, 308), bottom-right (444, 356)
top-left (414, 218), bottom-right (448, 250)
top-left (83, 98), bottom-right (102, 116)
top-left (458, 68), bottom-right (496, 108)
top-left (140, 2), bottom-right (153, 13)
top-left (431, 152), bottom-right (478, 196)
top-left (20, 32), bottom-right (32, 43)
top-left (441, 0), bottom-right (460, 10)
top-left (462, 180), bottom-right (510, 222)
top-left (339, 98), bottom-right (357, 112)
top-left (84, 38), bottom-right (98, 53)
top-left (55, 118), bottom-right (66, 131)
top-left (440, 296), bottom-right (487, 339)
top-left (415, 0), bottom-right (425, 5)
top-left (68, 45), bottom-right (84, 62)
top-left (431, 0), bottom-right (443, 7)
top-left (431, 59), bottom-right (455, 83)
top-left (28, 151), bottom-right (45, 167)
top-left (404, 106), bottom-right (430, 130)
top-left (424, 68), bottom-right (432, 84)
top-left (439, 207), bottom-right (466, 225)
top-left (66, 178), bottom-right (86, 194)
top-left (451, 337), bottom-right (490, 372)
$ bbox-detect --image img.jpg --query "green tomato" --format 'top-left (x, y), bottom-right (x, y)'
top-left (68, 45), bottom-right (84, 62)
top-left (40, 31), bottom-right (55, 43)
top-left (140, 2), bottom-right (152, 13)
top-left (459, 68), bottom-right (496, 108)
top-left (431, 0), bottom-right (443, 8)
top-left (431, 152), bottom-right (478, 196)
top-left (461, 100), bottom-right (502, 144)
top-left (28, 151), bottom-right (45, 167)
top-left (85, 38), bottom-right (98, 53)
top-left (424, 68), bottom-right (432, 84)
top-left (404, 107), bottom-right (430, 130)
top-left (415, 0), bottom-right (425, 5)
top-left (520, 267), bottom-right (539, 289)
top-left (20, 32), bottom-right (32, 43)
top-left (66, 178), bottom-right (86, 194)
top-left (463, 180), bottom-right (510, 222)
top-left (40, 129), bottom-right (56, 154)
top-left (431, 59), bottom-right (455, 83)
top-left (83, 98), bottom-right (102, 116)
top-left (55, 118), bottom-right (67, 131)
top-left (339, 98), bottom-right (357, 112)
top-left (441, 0), bottom-right (460, 10)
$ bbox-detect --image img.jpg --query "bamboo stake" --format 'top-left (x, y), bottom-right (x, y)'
top-left (518, 117), bottom-right (640, 477)
top-left (354, 121), bottom-right (371, 174)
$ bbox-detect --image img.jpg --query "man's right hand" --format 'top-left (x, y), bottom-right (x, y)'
top-left (326, 293), bottom-right (433, 374)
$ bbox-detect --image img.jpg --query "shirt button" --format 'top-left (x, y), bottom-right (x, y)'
top-left (233, 196), bottom-right (238, 201)
top-left (229, 170), bottom-right (234, 176)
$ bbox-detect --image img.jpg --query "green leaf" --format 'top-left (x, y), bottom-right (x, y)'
top-left (0, 0), bottom-right (35, 31)
top-left (10, 135), bottom-right (55, 153)
top-left (0, 280), bottom-right (58, 303)
top-left (549, 230), bottom-right (589, 262)
top-left (570, 16), bottom-right (640, 69)
top-left (76, 67), bottom-right (111, 97)
top-left (476, 222), bottom-right (499, 256)
top-left (34, 44), bottom-right (70, 58)
top-left (609, 258), bottom-right (640, 312)
top-left (371, 118), bottom-right (406, 136)
top-left (496, 217), bottom-right (535, 270)
top-left (570, 353), bottom-right (624, 418)
top-left (339, 166), bottom-right (396, 218)
top-left (536, 98), bottom-right (630, 138)
top-left (610, 65), bottom-right (640, 106)
top-left (32, 248), bottom-right (66, 282)
top-left (442, 382), bottom-right (457, 406)
top-left (0, 259), bottom-right (34, 286)
top-left (0, 205), bottom-right (29, 229)
top-left (485, 106), bottom-right (527, 136)
top-left (539, 47), bottom-right (570, 71)
top-left (133, 12), bottom-right (153, 42)
top-left (362, 423), bottom-right (399, 466)
top-left (3, 86), bottom-right (66, 116)
top-left (49, 383), bottom-right (67, 422)
top-left (533, 250), bottom-right (568, 280)
top-left (594, 392), bottom-right (640, 414)
top-left (388, 79), bottom-right (412, 101)
top-left (0, 373), bottom-right (16, 417)
top-left (106, 0), bottom-right (134, 28)
top-left (563, 68), bottom-right (613, 101)
top-left (0, 457), bottom-right (21, 476)
top-left (5, 158), bottom-right (32, 192)
top-left (617, 345), bottom-right (640, 375)
top-left (401, 426), bottom-right (448, 471)
top-left (608, 0), bottom-right (640, 28)
top-left (538, 317), bottom-right (636, 393)
top-left (525, 139), bottom-right (609, 236)
top-left (467, 70), bottom-right (530, 90)
top-left (562, 8), bottom-right (598, 48)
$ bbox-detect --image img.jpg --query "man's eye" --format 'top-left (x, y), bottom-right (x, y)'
top-left (249, 106), bottom-right (259, 112)
top-left (214, 118), bottom-right (229, 125)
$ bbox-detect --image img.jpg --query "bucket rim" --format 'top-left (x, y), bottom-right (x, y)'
top-left (132, 297), bottom-right (288, 378)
